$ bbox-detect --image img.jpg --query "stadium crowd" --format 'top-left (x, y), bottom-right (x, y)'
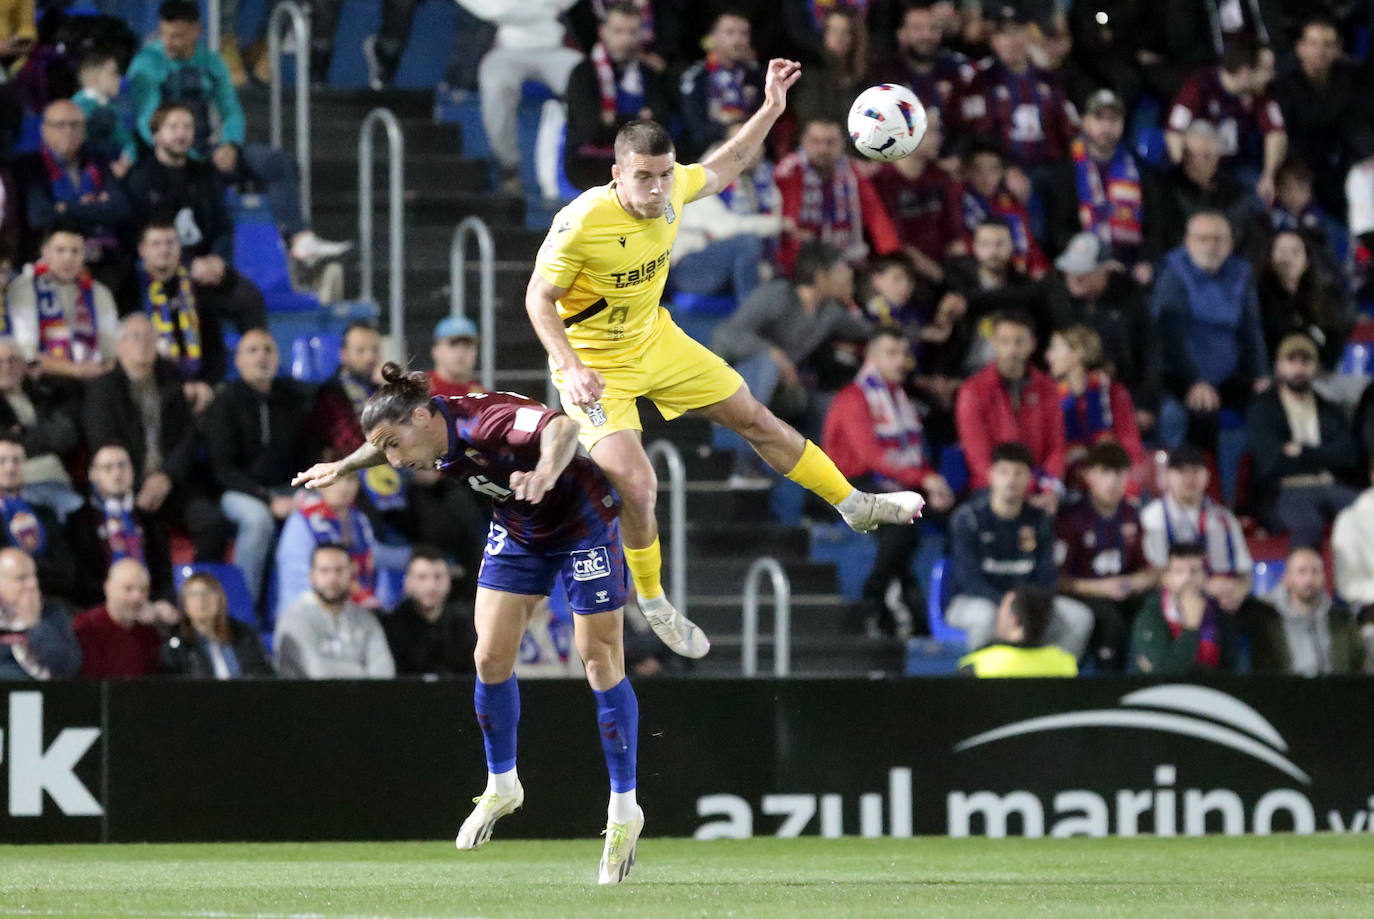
top-left (2, 0), bottom-right (1374, 682)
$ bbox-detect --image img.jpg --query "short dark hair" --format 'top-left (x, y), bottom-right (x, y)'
top-left (1008, 585), bottom-right (1055, 646)
top-left (158, 0), bottom-right (201, 24)
top-left (1085, 441), bottom-right (1132, 471)
top-left (0, 429), bottom-right (25, 451)
top-left (603, 1), bottom-right (643, 20)
top-left (90, 442), bottom-right (131, 466)
top-left (1167, 542), bottom-right (1208, 563)
top-left (311, 542), bottom-right (350, 564)
top-left (867, 325), bottom-right (908, 348)
top-left (1275, 158), bottom-right (1314, 188)
top-left (342, 320), bottom-right (379, 347)
top-left (1299, 15), bottom-right (1342, 41)
top-left (42, 218), bottom-right (86, 246)
top-left (150, 101), bottom-right (194, 135)
top-left (406, 545), bottom-right (449, 570)
top-left (868, 252), bottom-right (916, 284)
top-left (962, 139), bottom-right (1005, 169)
top-left (79, 48), bottom-right (121, 75)
top-left (139, 215), bottom-right (179, 241)
top-left (1221, 33), bottom-right (1260, 73)
top-left (1167, 444), bottom-right (1208, 470)
top-left (801, 117), bottom-right (844, 137)
top-left (990, 441), bottom-right (1034, 469)
top-left (989, 308), bottom-right (1034, 334)
top-left (793, 241), bottom-right (846, 287)
top-left (614, 119), bottom-right (674, 161)
top-left (974, 218), bottom-right (1012, 238)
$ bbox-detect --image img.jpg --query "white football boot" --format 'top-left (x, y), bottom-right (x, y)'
top-left (640, 596), bottom-right (711, 659)
top-left (597, 806), bottom-right (645, 885)
top-left (454, 780), bottom-right (524, 850)
top-left (838, 490), bottom-right (926, 534)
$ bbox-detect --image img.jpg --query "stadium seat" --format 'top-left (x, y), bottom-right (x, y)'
top-left (672, 292), bottom-right (738, 316)
top-left (938, 445), bottom-right (970, 497)
top-left (1134, 127), bottom-right (1168, 166)
top-left (1339, 342), bottom-right (1372, 376)
top-left (174, 563), bottom-right (258, 629)
top-left (290, 332), bottom-right (342, 383)
top-left (925, 558), bottom-right (967, 645)
top-left (231, 194), bottom-right (321, 313)
top-left (1251, 559), bottom-right (1286, 597)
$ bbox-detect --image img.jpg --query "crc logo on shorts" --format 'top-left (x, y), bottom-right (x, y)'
top-left (572, 546), bottom-right (612, 581)
top-left (586, 402), bottom-right (608, 427)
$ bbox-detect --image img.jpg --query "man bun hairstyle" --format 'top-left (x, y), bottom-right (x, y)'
top-left (360, 362), bottom-right (432, 434)
top-left (615, 119), bottom-right (675, 161)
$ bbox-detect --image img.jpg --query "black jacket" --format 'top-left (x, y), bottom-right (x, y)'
top-left (0, 377), bottom-right (81, 463)
top-left (82, 358), bottom-right (199, 488)
top-left (64, 497), bottom-right (175, 605)
top-left (383, 597), bottom-right (477, 677)
top-left (162, 617), bottom-right (274, 678)
top-left (1047, 271), bottom-right (1161, 412)
top-left (1147, 165), bottom-right (1262, 261)
top-left (205, 378), bottom-right (312, 499)
top-left (563, 55), bottom-right (672, 190)
top-left (1272, 58), bottom-right (1374, 205)
top-left (1245, 386), bottom-right (1358, 492)
top-left (123, 155), bottom-right (234, 261)
top-left (13, 149), bottom-right (131, 265)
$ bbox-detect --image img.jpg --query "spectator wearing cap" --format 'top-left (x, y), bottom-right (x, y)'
top-left (429, 316), bottom-right (485, 398)
top-left (957, 586), bottom-right (1078, 677)
top-left (959, 7), bottom-right (1079, 175)
top-left (1141, 445), bottom-right (1255, 617)
top-left (1047, 233), bottom-right (1159, 432)
top-left (1244, 332), bottom-right (1358, 548)
top-left (1166, 34), bottom-right (1287, 205)
top-left (955, 310), bottom-right (1065, 506)
top-left (1043, 89), bottom-right (1152, 285)
top-left (1055, 442), bottom-right (1156, 671)
top-left (0, 548), bottom-right (80, 681)
top-left (823, 328), bottom-right (955, 637)
top-left (1044, 324), bottom-right (1146, 494)
top-left (1273, 16), bottom-right (1373, 216)
top-left (946, 441), bottom-right (1094, 658)
top-left (1130, 543), bottom-right (1240, 675)
top-left (1249, 547), bottom-right (1367, 675)
top-left (1152, 209), bottom-right (1268, 457)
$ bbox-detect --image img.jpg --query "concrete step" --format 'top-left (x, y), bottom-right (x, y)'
top-left (240, 86), bottom-right (437, 119)
top-left (673, 521), bottom-right (810, 559)
top-left (686, 634), bottom-right (907, 678)
top-left (684, 588), bottom-right (848, 633)
top-left (313, 189), bottom-right (526, 226)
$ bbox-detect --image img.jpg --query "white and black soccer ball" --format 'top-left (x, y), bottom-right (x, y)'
top-left (847, 83), bottom-right (928, 162)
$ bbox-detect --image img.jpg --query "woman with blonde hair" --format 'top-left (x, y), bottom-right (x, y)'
top-left (163, 573), bottom-right (273, 678)
top-left (1046, 324), bottom-right (1147, 493)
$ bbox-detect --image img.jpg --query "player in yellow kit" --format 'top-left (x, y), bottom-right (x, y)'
top-left (526, 58), bottom-right (924, 658)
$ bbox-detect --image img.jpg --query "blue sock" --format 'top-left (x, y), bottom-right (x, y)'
top-left (592, 678), bottom-right (638, 793)
top-left (474, 675), bottom-right (520, 775)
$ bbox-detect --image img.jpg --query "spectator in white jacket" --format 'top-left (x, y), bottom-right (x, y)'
top-left (1332, 460), bottom-right (1374, 661)
top-left (669, 133), bottom-right (782, 304)
top-left (458, 0), bottom-right (583, 194)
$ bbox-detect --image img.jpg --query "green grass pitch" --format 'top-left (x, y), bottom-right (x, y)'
top-left (1, 835), bottom-right (1371, 919)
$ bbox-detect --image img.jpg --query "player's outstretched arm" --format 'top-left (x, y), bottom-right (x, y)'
top-left (525, 273), bottom-right (605, 406)
top-left (694, 58), bottom-right (802, 200)
top-left (509, 415), bottom-right (581, 504)
top-left (292, 442), bottom-right (387, 489)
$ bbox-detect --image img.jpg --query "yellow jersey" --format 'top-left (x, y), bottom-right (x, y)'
top-left (535, 161), bottom-right (707, 355)
top-left (958, 644), bottom-right (1079, 678)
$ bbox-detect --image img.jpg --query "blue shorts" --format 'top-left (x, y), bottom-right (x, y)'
top-left (476, 518), bottom-right (628, 615)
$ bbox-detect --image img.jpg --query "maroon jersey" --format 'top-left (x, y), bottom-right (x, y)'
top-left (961, 60), bottom-right (1079, 168)
top-left (872, 50), bottom-right (975, 144)
top-left (870, 161), bottom-right (963, 260)
top-left (1167, 68), bottom-right (1285, 163)
top-left (1054, 498), bottom-right (1148, 581)
top-left (431, 393), bottom-right (619, 548)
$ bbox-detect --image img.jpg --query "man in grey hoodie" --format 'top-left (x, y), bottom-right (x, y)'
top-left (1250, 547), bottom-right (1367, 675)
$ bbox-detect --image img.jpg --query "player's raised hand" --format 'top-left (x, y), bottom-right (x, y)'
top-left (510, 469), bottom-right (555, 504)
top-left (564, 362), bottom-right (606, 408)
top-left (763, 59), bottom-right (802, 109)
top-left (292, 461), bottom-right (344, 490)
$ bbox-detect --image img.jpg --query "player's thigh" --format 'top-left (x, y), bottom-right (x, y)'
top-left (641, 320), bottom-right (745, 419)
top-left (561, 529), bottom-right (629, 668)
top-left (691, 379), bottom-right (772, 434)
top-left (554, 369), bottom-right (643, 453)
top-left (473, 587), bottom-right (541, 668)
top-left (589, 429), bottom-right (656, 504)
top-left (475, 523), bottom-right (559, 664)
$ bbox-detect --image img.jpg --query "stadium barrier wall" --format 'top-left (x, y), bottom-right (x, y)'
top-left (2, 677), bottom-right (1372, 843)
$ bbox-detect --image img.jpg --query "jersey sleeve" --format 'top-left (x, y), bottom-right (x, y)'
top-left (534, 206), bottom-right (586, 289)
top-left (678, 162), bottom-right (708, 202)
top-left (460, 394), bottom-right (560, 451)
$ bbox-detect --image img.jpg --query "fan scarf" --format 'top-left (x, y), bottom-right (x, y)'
top-left (96, 492), bottom-right (145, 566)
top-left (33, 262), bottom-right (98, 362)
top-left (856, 364), bottom-right (924, 491)
top-left (705, 52), bottom-right (755, 123)
top-left (796, 150), bottom-right (862, 254)
top-left (299, 497), bottom-right (376, 601)
top-left (1161, 588), bottom-right (1222, 668)
top-left (0, 494), bottom-right (46, 556)
top-left (1072, 137), bottom-right (1142, 250)
top-left (141, 263), bottom-right (202, 377)
top-left (591, 43), bottom-right (644, 120)
top-left (1058, 371), bottom-right (1115, 449)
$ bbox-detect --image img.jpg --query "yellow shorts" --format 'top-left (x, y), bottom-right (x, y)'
top-left (553, 308), bottom-right (744, 450)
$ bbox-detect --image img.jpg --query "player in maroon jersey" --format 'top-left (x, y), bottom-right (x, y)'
top-left (292, 364), bottom-right (646, 884)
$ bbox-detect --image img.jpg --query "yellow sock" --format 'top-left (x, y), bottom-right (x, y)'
top-left (624, 537), bottom-right (664, 601)
top-left (785, 440), bottom-right (856, 505)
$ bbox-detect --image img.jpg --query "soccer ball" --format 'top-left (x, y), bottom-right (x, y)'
top-left (847, 83), bottom-right (928, 162)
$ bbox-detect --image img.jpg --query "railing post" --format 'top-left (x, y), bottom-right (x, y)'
top-left (207, 0), bottom-right (221, 63)
top-left (741, 557), bottom-right (792, 677)
top-left (645, 441), bottom-right (687, 618)
top-left (449, 216), bottom-right (496, 391)
top-left (358, 108), bottom-right (405, 358)
top-left (268, 1), bottom-right (313, 223)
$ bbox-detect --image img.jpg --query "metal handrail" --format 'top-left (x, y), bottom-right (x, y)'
top-left (358, 108), bottom-right (405, 357)
top-left (645, 440), bottom-right (687, 618)
top-left (207, 0), bottom-right (221, 65)
top-left (449, 216), bottom-right (496, 391)
top-left (741, 557), bottom-right (792, 677)
top-left (267, 1), bottom-right (312, 223)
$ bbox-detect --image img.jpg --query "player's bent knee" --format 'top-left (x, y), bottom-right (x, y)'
top-left (473, 648), bottom-right (515, 684)
top-left (582, 649), bottom-right (625, 688)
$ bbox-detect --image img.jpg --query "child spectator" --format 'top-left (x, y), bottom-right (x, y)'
top-left (71, 48), bottom-right (134, 176)
top-left (861, 253), bottom-right (920, 333)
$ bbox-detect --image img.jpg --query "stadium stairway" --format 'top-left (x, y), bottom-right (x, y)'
top-left (240, 86), bottom-right (906, 677)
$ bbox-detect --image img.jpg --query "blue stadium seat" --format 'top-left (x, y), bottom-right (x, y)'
top-left (1251, 559), bottom-right (1286, 598)
top-left (1339, 342), bottom-right (1372, 376)
top-left (672, 292), bottom-right (738, 316)
top-left (231, 194), bottom-right (321, 313)
top-left (290, 332), bottom-right (342, 383)
top-left (555, 123), bottom-right (580, 202)
top-left (938, 445), bottom-right (970, 496)
top-left (174, 563), bottom-right (258, 629)
top-left (925, 558), bottom-right (967, 645)
top-left (1134, 127), bottom-right (1168, 167)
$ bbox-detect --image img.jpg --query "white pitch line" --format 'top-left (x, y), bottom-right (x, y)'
top-left (0, 910), bottom-right (488, 919)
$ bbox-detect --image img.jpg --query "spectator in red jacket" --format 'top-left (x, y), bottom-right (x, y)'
top-left (824, 328), bottom-right (954, 636)
top-left (1044, 323), bottom-right (1146, 496)
top-left (774, 118), bottom-right (900, 274)
top-left (1166, 33), bottom-right (1287, 204)
top-left (72, 557), bottom-right (178, 678)
top-left (955, 309), bottom-right (1066, 508)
